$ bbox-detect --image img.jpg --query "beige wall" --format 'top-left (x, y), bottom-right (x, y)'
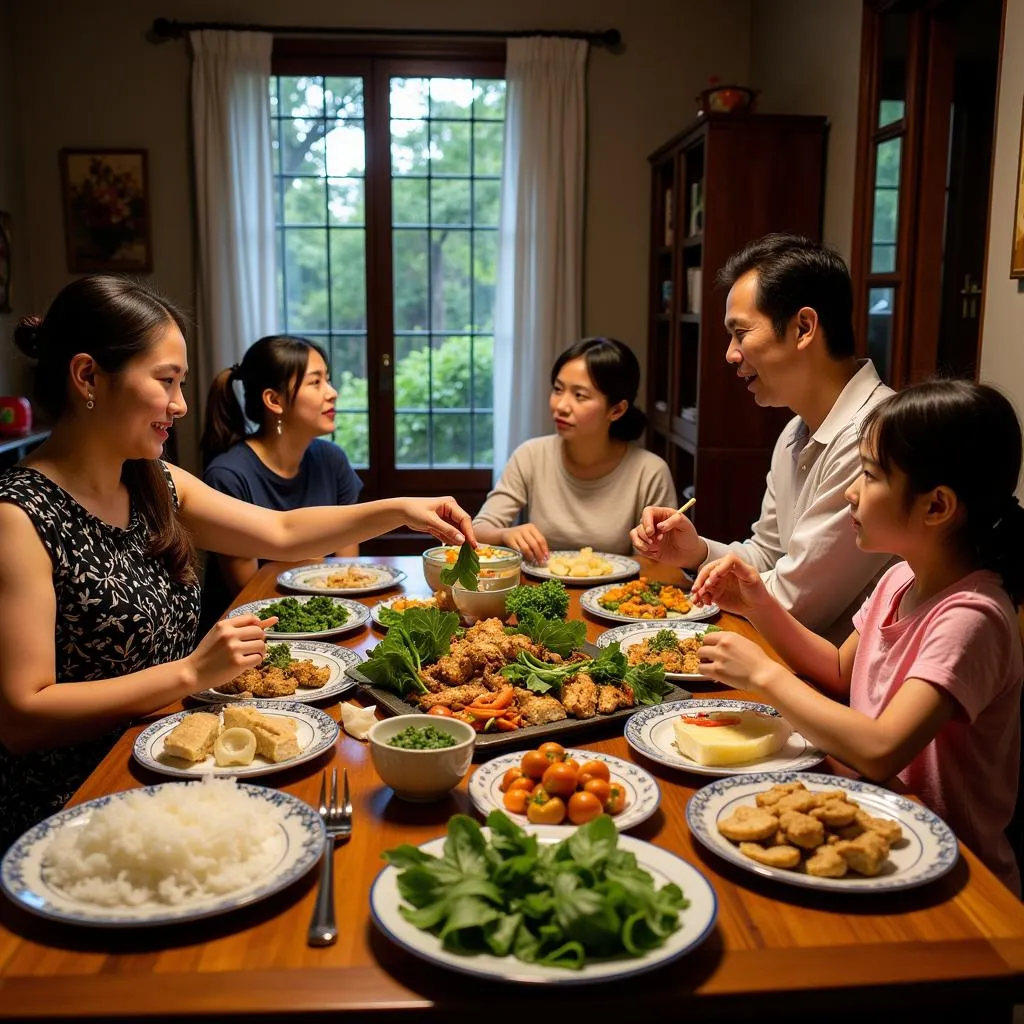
top-left (7, 0), bottom-right (752, 469)
top-left (980, 0), bottom-right (1024, 498)
top-left (750, 0), bottom-right (862, 260)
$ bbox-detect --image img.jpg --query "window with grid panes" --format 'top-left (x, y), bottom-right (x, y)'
top-left (269, 69), bottom-right (505, 481)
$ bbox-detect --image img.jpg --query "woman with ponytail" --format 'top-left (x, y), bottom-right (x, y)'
top-left (199, 336), bottom-right (361, 627)
top-left (689, 380), bottom-right (1024, 894)
top-left (473, 337), bottom-right (676, 560)
top-left (0, 276), bottom-right (475, 849)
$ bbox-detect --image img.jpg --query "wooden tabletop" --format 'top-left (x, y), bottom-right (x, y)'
top-left (2, 555), bottom-right (1023, 1021)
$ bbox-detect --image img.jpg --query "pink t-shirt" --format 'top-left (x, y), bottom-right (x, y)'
top-left (852, 562), bottom-right (1023, 894)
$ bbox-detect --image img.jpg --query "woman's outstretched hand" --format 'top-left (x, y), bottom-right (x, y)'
top-left (400, 496), bottom-right (478, 547)
top-left (691, 552), bottom-right (769, 618)
top-left (502, 523), bottom-right (549, 564)
top-left (185, 614), bottom-right (276, 691)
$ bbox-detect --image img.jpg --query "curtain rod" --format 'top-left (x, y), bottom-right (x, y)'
top-left (149, 18), bottom-right (621, 47)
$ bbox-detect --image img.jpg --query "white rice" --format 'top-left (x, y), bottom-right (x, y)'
top-left (41, 777), bottom-right (284, 908)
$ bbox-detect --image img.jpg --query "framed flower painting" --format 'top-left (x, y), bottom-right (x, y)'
top-left (59, 149), bottom-right (153, 273)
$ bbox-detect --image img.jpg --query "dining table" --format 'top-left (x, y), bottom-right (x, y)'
top-left (2, 553), bottom-right (1024, 1022)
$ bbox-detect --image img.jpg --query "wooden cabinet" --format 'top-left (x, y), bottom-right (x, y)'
top-left (646, 114), bottom-right (828, 543)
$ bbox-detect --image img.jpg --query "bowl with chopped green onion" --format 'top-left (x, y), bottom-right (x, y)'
top-left (368, 714), bottom-right (475, 801)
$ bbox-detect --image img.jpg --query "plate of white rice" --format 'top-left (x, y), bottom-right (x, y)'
top-left (1, 777), bottom-right (324, 927)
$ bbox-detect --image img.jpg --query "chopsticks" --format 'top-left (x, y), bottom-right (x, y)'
top-left (677, 497), bottom-right (696, 516)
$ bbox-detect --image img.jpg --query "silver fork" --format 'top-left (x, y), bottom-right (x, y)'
top-left (307, 767), bottom-right (352, 947)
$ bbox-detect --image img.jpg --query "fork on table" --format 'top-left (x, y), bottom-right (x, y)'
top-left (307, 767), bottom-right (352, 947)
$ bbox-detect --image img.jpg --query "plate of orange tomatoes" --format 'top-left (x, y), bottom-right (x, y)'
top-left (468, 743), bottom-right (660, 832)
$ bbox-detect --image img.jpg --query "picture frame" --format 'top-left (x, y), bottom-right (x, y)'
top-left (59, 149), bottom-right (152, 273)
top-left (0, 211), bottom-right (11, 313)
top-left (1013, 100), bottom-right (1024, 280)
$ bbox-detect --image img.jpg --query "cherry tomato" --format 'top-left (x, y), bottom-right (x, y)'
top-left (507, 776), bottom-right (536, 794)
top-left (427, 705), bottom-right (453, 717)
top-left (538, 741), bottom-right (566, 763)
top-left (583, 778), bottom-right (612, 804)
top-left (567, 791), bottom-right (603, 825)
top-left (604, 781), bottom-right (627, 815)
top-left (577, 760), bottom-right (610, 786)
top-left (500, 767), bottom-right (525, 792)
top-left (503, 788), bottom-right (531, 814)
top-left (541, 761), bottom-right (579, 798)
top-left (562, 757), bottom-right (581, 772)
top-left (526, 788), bottom-right (566, 825)
top-left (521, 750), bottom-right (550, 779)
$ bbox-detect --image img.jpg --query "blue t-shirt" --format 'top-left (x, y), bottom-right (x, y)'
top-left (199, 439), bottom-right (363, 629)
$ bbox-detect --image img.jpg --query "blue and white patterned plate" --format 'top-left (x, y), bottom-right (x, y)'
top-left (521, 551), bottom-right (641, 586)
top-left (369, 593), bottom-right (438, 629)
top-left (1, 783), bottom-right (325, 927)
top-left (686, 771), bottom-right (960, 893)
top-left (133, 700), bottom-right (339, 779)
top-left (595, 620), bottom-right (718, 681)
top-left (370, 823), bottom-right (717, 984)
top-left (227, 595), bottom-right (370, 640)
top-left (191, 639), bottom-right (361, 704)
top-left (580, 582), bottom-right (720, 624)
top-left (468, 749), bottom-right (660, 832)
top-left (625, 699), bottom-right (825, 776)
top-left (276, 561), bottom-right (406, 596)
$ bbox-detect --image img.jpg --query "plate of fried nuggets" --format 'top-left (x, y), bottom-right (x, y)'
top-left (686, 772), bottom-right (960, 892)
top-left (191, 639), bottom-right (363, 705)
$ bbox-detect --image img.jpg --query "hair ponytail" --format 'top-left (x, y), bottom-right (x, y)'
top-left (975, 495), bottom-right (1024, 605)
top-left (200, 367), bottom-right (247, 469)
top-left (611, 403), bottom-right (647, 442)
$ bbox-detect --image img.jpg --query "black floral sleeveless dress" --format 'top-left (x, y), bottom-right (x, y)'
top-left (0, 464), bottom-right (200, 851)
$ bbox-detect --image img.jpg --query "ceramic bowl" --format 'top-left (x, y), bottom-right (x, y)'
top-left (451, 573), bottom-right (520, 625)
top-left (421, 544), bottom-right (522, 593)
top-left (367, 714), bottom-right (476, 801)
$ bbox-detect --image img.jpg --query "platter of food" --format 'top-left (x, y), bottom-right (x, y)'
top-left (468, 747), bottom-right (660, 832)
top-left (276, 561), bottom-right (406, 596)
top-left (624, 699), bottom-right (825, 776)
top-left (226, 595), bottom-right (369, 640)
top-left (133, 700), bottom-right (339, 779)
top-left (686, 772), bottom-right (959, 892)
top-left (521, 548), bottom-right (640, 586)
top-left (345, 611), bottom-right (691, 751)
top-left (595, 621), bottom-right (719, 681)
top-left (191, 640), bottom-right (361, 704)
top-left (580, 578), bottom-right (719, 624)
top-left (1, 778), bottom-right (325, 926)
top-left (369, 593), bottom-right (438, 629)
top-left (370, 814), bottom-right (717, 983)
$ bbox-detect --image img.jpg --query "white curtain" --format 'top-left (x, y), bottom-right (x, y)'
top-left (190, 31), bottom-right (277, 454)
top-left (492, 37), bottom-right (588, 476)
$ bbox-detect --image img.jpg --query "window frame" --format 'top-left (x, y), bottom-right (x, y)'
top-left (272, 39), bottom-right (505, 504)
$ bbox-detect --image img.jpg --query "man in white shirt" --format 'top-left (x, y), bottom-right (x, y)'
top-left (631, 233), bottom-right (894, 645)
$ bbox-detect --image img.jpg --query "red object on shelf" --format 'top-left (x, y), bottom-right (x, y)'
top-left (0, 397), bottom-right (32, 435)
top-left (696, 84), bottom-right (758, 116)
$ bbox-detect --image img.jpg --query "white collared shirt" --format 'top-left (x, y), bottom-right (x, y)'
top-left (702, 360), bottom-right (895, 646)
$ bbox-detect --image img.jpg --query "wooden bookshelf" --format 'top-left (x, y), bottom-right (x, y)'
top-left (646, 114), bottom-right (827, 542)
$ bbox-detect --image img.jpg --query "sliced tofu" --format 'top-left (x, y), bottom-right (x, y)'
top-left (222, 705), bottom-right (301, 763)
top-left (163, 712), bottom-right (221, 762)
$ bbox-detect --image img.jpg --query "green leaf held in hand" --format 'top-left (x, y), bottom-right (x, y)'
top-left (439, 542), bottom-right (480, 591)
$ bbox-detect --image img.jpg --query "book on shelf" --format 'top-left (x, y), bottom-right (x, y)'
top-left (688, 181), bottom-right (704, 236)
top-left (685, 268), bottom-right (702, 315)
top-left (664, 187), bottom-right (674, 246)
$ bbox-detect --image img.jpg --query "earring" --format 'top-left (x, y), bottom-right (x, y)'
top-left (86, 392), bottom-right (95, 410)
top-left (276, 418), bottom-right (283, 436)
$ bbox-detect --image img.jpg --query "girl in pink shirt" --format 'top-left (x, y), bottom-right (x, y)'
top-left (692, 380), bottom-right (1024, 894)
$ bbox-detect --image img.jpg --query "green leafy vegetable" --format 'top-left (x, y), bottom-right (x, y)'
top-left (439, 542), bottom-right (480, 591)
top-left (508, 608), bottom-right (587, 657)
top-left (260, 596), bottom-right (349, 632)
top-left (648, 629), bottom-right (685, 654)
top-left (360, 607), bottom-right (461, 697)
top-left (262, 643), bottom-right (294, 670)
top-left (381, 811), bottom-right (687, 969)
top-left (623, 662), bottom-right (673, 705)
top-left (505, 580), bottom-right (570, 622)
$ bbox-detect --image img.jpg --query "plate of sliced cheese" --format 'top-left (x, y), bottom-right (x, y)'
top-left (624, 699), bottom-right (825, 776)
top-left (133, 701), bottom-right (339, 779)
